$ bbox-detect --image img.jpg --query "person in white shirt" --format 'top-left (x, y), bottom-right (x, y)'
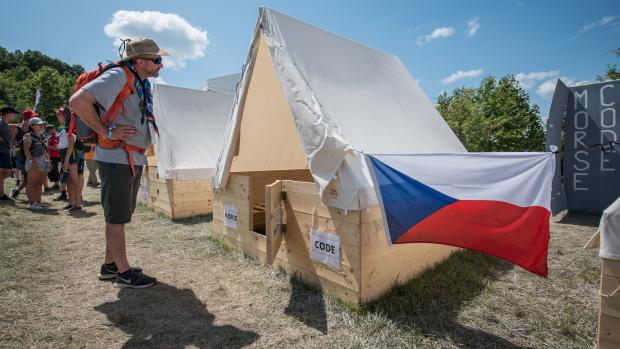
top-left (53, 107), bottom-right (70, 201)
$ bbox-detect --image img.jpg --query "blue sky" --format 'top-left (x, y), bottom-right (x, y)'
top-left (1, 0), bottom-right (618, 117)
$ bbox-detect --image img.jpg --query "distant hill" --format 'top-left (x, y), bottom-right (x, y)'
top-left (0, 47), bottom-right (85, 124)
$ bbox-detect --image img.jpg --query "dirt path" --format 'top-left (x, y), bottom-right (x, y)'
top-left (0, 177), bottom-right (602, 348)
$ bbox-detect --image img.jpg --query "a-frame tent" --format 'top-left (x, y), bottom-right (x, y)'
top-left (211, 7), bottom-right (466, 303)
top-left (142, 83), bottom-right (234, 219)
top-left (153, 83), bottom-right (234, 181)
top-left (213, 7), bottom-right (465, 209)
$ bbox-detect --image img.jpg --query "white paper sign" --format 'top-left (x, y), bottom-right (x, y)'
top-left (224, 204), bottom-right (238, 229)
top-left (309, 229), bottom-right (341, 270)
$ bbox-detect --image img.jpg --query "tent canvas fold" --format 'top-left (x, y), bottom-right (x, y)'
top-left (213, 7), bottom-right (466, 209)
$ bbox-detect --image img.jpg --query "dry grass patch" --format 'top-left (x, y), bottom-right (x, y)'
top-left (0, 177), bottom-right (601, 348)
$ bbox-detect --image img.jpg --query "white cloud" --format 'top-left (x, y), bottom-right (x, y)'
top-left (536, 79), bottom-right (561, 100)
top-left (576, 15), bottom-right (617, 36)
top-left (104, 10), bottom-right (208, 69)
top-left (466, 17), bottom-right (480, 37)
top-left (579, 22), bottom-right (598, 34)
top-left (441, 69), bottom-right (483, 85)
top-left (417, 27), bottom-right (455, 45)
top-left (599, 16), bottom-right (615, 26)
top-left (536, 77), bottom-right (591, 99)
top-left (515, 70), bottom-right (560, 89)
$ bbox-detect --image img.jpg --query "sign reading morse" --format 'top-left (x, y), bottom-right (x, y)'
top-left (224, 204), bottom-right (239, 229)
top-left (564, 81), bottom-right (620, 212)
top-left (547, 80), bottom-right (620, 213)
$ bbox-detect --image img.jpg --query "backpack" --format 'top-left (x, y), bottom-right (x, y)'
top-left (14, 138), bottom-right (25, 166)
top-left (13, 132), bottom-right (45, 167)
top-left (68, 62), bottom-right (139, 143)
top-left (69, 62), bottom-right (147, 176)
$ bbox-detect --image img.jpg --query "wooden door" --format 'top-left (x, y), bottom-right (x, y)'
top-left (265, 180), bottom-right (284, 265)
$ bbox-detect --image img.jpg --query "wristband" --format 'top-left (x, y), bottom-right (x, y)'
top-left (107, 125), bottom-right (116, 140)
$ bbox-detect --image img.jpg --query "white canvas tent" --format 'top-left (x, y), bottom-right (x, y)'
top-left (153, 83), bottom-right (235, 180)
top-left (210, 7), bottom-right (468, 302)
top-left (201, 73), bottom-right (241, 95)
top-left (213, 7), bottom-right (466, 210)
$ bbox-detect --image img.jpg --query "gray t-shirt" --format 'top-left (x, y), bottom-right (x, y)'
top-left (0, 119), bottom-right (10, 154)
top-left (82, 67), bottom-right (152, 165)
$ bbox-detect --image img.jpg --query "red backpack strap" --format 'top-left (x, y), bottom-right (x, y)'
top-left (67, 112), bottom-right (76, 135)
top-left (101, 65), bottom-right (135, 126)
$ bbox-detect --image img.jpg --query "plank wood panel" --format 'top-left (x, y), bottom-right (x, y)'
top-left (266, 180), bottom-right (283, 265)
top-left (359, 209), bottom-right (457, 302)
top-left (279, 215), bottom-right (359, 269)
top-left (283, 190), bottom-right (360, 224)
top-left (145, 166), bottom-right (213, 218)
top-left (599, 314), bottom-right (620, 349)
top-left (213, 176), bottom-right (468, 304)
top-left (210, 227), bottom-right (360, 303)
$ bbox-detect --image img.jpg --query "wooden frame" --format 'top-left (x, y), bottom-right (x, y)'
top-left (598, 258), bottom-right (620, 348)
top-left (144, 166), bottom-right (214, 219)
top-left (212, 173), bottom-right (457, 303)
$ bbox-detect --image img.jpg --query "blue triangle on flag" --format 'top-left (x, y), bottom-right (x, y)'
top-left (369, 156), bottom-right (457, 243)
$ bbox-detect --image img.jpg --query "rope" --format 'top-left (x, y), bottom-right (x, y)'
top-left (118, 39), bottom-right (132, 60)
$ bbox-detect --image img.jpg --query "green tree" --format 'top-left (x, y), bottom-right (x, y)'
top-left (25, 67), bottom-right (74, 123)
top-left (0, 66), bottom-right (34, 112)
top-left (0, 46), bottom-right (84, 125)
top-left (437, 75), bottom-right (545, 152)
top-left (596, 47), bottom-right (620, 82)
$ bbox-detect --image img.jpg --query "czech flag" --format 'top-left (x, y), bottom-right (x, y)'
top-left (367, 153), bottom-right (555, 277)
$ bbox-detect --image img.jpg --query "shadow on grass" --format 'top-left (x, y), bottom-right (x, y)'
top-left (363, 250), bottom-right (522, 349)
top-left (68, 210), bottom-right (97, 218)
top-left (556, 211), bottom-right (601, 228)
top-left (172, 213), bottom-right (213, 225)
top-left (23, 207), bottom-right (60, 215)
top-left (94, 282), bottom-right (259, 349)
top-left (0, 200), bottom-right (17, 207)
top-left (284, 275), bottom-right (327, 334)
top-left (80, 200), bottom-right (100, 208)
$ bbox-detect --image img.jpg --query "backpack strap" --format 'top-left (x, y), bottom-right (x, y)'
top-left (101, 65), bottom-right (135, 126)
top-left (95, 63), bottom-right (145, 177)
top-left (122, 144), bottom-right (145, 176)
top-left (65, 106), bottom-right (77, 137)
top-left (67, 114), bottom-right (76, 136)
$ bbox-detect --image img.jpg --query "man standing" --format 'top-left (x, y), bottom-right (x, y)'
top-left (69, 39), bottom-right (167, 289)
top-left (0, 106), bottom-right (18, 201)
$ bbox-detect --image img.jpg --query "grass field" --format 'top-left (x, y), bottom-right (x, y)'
top-left (0, 177), bottom-right (602, 348)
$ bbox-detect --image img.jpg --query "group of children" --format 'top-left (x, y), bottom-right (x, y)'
top-left (0, 106), bottom-right (99, 210)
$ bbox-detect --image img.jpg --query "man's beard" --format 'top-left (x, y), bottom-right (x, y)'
top-left (147, 67), bottom-right (160, 78)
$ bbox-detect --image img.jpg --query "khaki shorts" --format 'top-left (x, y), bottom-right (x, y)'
top-left (97, 161), bottom-right (143, 224)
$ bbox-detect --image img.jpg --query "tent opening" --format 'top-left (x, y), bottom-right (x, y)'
top-left (229, 29), bottom-right (313, 234)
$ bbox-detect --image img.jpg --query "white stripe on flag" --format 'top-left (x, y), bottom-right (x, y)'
top-left (370, 152), bottom-right (555, 209)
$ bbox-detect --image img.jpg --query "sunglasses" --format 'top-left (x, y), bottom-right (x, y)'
top-left (141, 57), bottom-right (163, 65)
